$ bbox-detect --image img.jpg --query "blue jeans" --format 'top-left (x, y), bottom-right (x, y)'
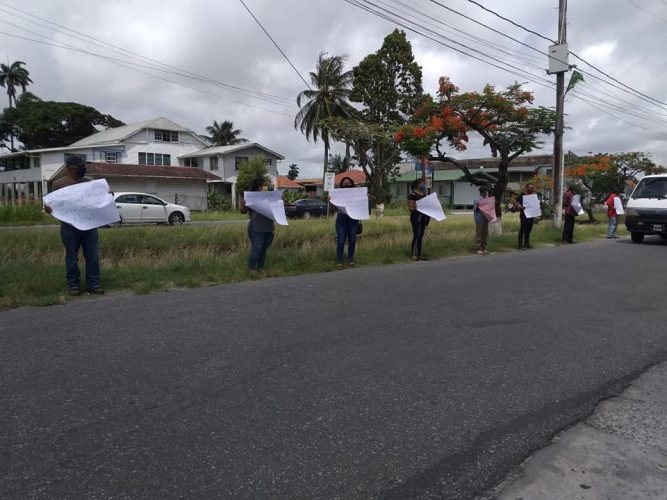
top-left (247, 229), bottom-right (274, 269)
top-left (60, 223), bottom-right (100, 290)
top-left (607, 216), bottom-right (618, 237)
top-left (335, 214), bottom-right (359, 264)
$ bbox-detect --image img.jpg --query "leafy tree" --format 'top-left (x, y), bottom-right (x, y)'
top-left (328, 30), bottom-right (424, 207)
top-left (1, 93), bottom-right (124, 149)
top-left (398, 77), bottom-right (557, 217)
top-left (206, 120), bottom-right (248, 146)
top-left (565, 151), bottom-right (665, 221)
top-left (287, 163), bottom-right (299, 180)
top-left (328, 153), bottom-right (348, 174)
top-left (236, 156), bottom-right (270, 194)
top-left (295, 52), bottom-right (355, 175)
top-left (0, 60), bottom-right (33, 150)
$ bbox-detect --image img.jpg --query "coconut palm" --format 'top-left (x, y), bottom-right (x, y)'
top-left (206, 120), bottom-right (248, 146)
top-left (295, 52), bottom-right (355, 174)
top-left (0, 60), bottom-right (33, 150)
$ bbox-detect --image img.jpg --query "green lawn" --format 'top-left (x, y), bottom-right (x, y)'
top-left (0, 213), bottom-right (622, 309)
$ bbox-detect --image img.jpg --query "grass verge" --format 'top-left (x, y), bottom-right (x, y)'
top-left (0, 214), bottom-right (620, 309)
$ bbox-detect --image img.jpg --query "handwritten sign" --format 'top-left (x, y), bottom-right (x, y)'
top-left (330, 187), bottom-right (369, 220)
top-left (478, 196), bottom-right (497, 223)
top-left (416, 193), bottom-right (446, 221)
top-left (43, 179), bottom-right (120, 230)
top-left (522, 193), bottom-right (542, 219)
top-left (571, 194), bottom-right (585, 216)
top-left (613, 196), bottom-right (624, 215)
top-left (244, 191), bottom-right (288, 226)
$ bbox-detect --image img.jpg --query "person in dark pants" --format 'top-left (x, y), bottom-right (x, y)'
top-left (407, 179), bottom-right (430, 260)
top-left (473, 186), bottom-right (491, 255)
top-left (333, 176), bottom-right (361, 269)
top-left (562, 184), bottom-right (577, 243)
top-left (240, 177), bottom-right (275, 272)
top-left (514, 183), bottom-right (536, 250)
top-left (44, 156), bottom-right (103, 296)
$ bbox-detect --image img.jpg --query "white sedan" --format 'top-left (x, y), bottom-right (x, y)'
top-left (113, 192), bottom-right (191, 225)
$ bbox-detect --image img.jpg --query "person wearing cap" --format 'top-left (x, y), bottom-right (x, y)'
top-left (44, 156), bottom-right (104, 296)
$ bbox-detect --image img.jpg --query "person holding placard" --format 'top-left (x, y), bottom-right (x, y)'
top-left (240, 177), bottom-right (275, 272)
top-left (407, 179), bottom-right (430, 260)
top-left (473, 186), bottom-right (491, 255)
top-left (43, 156), bottom-right (103, 296)
top-left (562, 185), bottom-right (577, 244)
top-left (513, 183), bottom-right (537, 250)
top-left (605, 189), bottom-right (620, 239)
top-left (332, 176), bottom-right (361, 269)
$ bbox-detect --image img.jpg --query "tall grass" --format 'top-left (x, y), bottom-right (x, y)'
top-left (0, 214), bottom-right (618, 309)
top-left (0, 203), bottom-right (54, 225)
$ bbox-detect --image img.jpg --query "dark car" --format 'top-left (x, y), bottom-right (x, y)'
top-left (285, 198), bottom-right (329, 219)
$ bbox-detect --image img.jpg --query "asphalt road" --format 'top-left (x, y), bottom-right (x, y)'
top-left (1, 237), bottom-right (666, 499)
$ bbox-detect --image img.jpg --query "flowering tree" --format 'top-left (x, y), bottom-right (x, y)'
top-left (396, 77), bottom-right (557, 217)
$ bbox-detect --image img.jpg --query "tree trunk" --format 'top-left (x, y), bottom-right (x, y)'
top-left (492, 158), bottom-right (510, 219)
top-left (323, 136), bottom-right (330, 178)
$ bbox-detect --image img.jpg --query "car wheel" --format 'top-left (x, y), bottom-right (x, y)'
top-left (303, 210), bottom-right (312, 219)
top-left (660, 234), bottom-right (667, 240)
top-left (630, 232), bottom-right (644, 243)
top-left (169, 212), bottom-right (185, 225)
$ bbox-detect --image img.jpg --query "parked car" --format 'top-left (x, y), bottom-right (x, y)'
top-left (625, 174), bottom-right (667, 243)
top-left (114, 192), bottom-right (191, 225)
top-left (285, 198), bottom-right (329, 219)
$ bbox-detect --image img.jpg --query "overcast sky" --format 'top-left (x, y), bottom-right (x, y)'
top-left (2, 0), bottom-right (666, 177)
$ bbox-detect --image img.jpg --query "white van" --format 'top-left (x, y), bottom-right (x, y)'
top-left (625, 174), bottom-right (667, 243)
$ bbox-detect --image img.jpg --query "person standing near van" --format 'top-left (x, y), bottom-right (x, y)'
top-left (562, 184), bottom-right (577, 243)
top-left (605, 189), bottom-right (620, 239)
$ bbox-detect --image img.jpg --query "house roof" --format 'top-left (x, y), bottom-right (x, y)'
top-left (335, 170), bottom-right (367, 186)
top-left (68, 117), bottom-right (208, 147)
top-left (179, 142), bottom-right (285, 160)
top-left (50, 162), bottom-right (222, 181)
top-left (276, 175), bottom-right (303, 189)
top-left (395, 170), bottom-right (466, 183)
top-left (297, 178), bottom-right (324, 186)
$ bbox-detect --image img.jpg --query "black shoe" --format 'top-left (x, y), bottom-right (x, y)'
top-left (86, 287), bottom-right (104, 295)
top-left (68, 288), bottom-right (81, 296)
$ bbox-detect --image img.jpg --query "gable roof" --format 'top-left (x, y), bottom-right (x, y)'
top-left (276, 175), bottom-right (303, 189)
top-left (50, 162), bottom-right (221, 181)
top-left (335, 170), bottom-right (367, 186)
top-left (68, 117), bottom-right (208, 147)
top-left (179, 142), bottom-right (284, 159)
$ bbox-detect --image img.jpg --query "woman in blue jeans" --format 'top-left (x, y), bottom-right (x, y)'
top-left (333, 176), bottom-right (360, 269)
top-left (240, 178), bottom-right (275, 272)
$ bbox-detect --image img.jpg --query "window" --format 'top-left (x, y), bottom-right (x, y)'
top-left (139, 152), bottom-right (171, 166)
top-left (32, 156), bottom-right (41, 168)
top-left (154, 129), bottom-right (179, 142)
top-left (266, 158), bottom-right (272, 166)
top-left (183, 157), bottom-right (199, 168)
top-left (105, 152), bottom-right (120, 163)
top-left (210, 156), bottom-right (219, 171)
top-left (116, 194), bottom-right (140, 203)
top-left (235, 156), bottom-right (249, 170)
top-left (140, 195), bottom-right (164, 205)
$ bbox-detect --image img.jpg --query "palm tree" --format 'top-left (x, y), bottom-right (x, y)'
top-left (0, 60), bottom-right (33, 150)
top-left (295, 52), bottom-right (355, 175)
top-left (205, 120), bottom-right (248, 146)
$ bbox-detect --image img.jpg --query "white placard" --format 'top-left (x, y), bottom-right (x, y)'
top-left (324, 172), bottom-right (335, 192)
top-left (43, 179), bottom-right (120, 230)
top-left (329, 187), bottom-right (370, 220)
top-left (613, 196), bottom-right (624, 215)
top-left (571, 194), bottom-right (585, 216)
top-left (522, 193), bottom-right (542, 219)
top-left (416, 193), bottom-right (446, 221)
top-left (244, 191), bottom-right (288, 226)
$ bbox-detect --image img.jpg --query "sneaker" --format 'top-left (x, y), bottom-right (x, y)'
top-left (68, 288), bottom-right (81, 296)
top-left (348, 262), bottom-right (356, 267)
top-left (86, 287), bottom-right (104, 295)
top-left (482, 250), bottom-right (489, 255)
top-left (476, 250), bottom-right (484, 255)
top-left (410, 256), bottom-right (419, 261)
top-left (336, 263), bottom-right (344, 269)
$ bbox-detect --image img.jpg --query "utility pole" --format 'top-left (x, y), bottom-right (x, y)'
top-left (552, 0), bottom-right (567, 228)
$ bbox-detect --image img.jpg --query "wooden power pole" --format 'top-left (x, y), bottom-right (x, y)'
top-left (552, 0), bottom-right (568, 228)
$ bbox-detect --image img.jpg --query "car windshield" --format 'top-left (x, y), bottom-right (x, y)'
top-left (632, 178), bottom-right (667, 199)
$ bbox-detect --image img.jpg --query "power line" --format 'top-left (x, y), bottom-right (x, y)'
top-left (465, 0), bottom-right (555, 43)
top-left (238, 0), bottom-right (312, 90)
top-left (623, 0), bottom-right (667, 23)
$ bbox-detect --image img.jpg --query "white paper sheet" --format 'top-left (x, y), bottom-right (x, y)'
top-left (244, 191), bottom-right (288, 226)
top-left (43, 179), bottom-right (120, 230)
top-left (571, 194), bottom-right (585, 216)
top-left (522, 193), bottom-right (542, 219)
top-left (478, 196), bottom-right (497, 223)
top-left (416, 193), bottom-right (446, 221)
top-left (329, 187), bottom-right (370, 220)
top-left (613, 196), bottom-right (624, 215)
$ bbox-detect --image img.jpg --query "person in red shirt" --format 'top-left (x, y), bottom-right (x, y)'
top-left (561, 185), bottom-right (577, 243)
top-left (605, 189), bottom-right (620, 239)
